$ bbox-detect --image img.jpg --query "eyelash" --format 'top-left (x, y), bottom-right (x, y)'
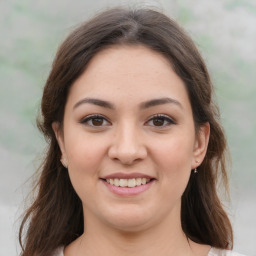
top-left (80, 114), bottom-right (111, 127)
top-left (80, 114), bottom-right (176, 128)
top-left (146, 114), bottom-right (176, 127)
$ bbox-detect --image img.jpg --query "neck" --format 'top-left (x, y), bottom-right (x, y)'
top-left (68, 208), bottom-right (196, 256)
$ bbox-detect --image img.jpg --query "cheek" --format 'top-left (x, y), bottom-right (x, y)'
top-left (153, 135), bottom-right (194, 170)
top-left (64, 134), bottom-right (107, 195)
top-left (150, 135), bottom-right (194, 190)
top-left (65, 129), bottom-right (106, 170)
top-left (65, 142), bottom-right (105, 206)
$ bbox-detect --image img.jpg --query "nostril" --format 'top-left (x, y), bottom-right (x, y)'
top-left (108, 141), bottom-right (147, 165)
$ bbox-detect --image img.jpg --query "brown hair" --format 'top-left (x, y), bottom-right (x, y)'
top-left (19, 7), bottom-right (233, 256)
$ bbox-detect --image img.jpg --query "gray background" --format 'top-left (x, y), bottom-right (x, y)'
top-left (0, 0), bottom-right (255, 255)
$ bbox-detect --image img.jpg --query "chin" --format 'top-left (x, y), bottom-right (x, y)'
top-left (110, 219), bottom-right (150, 233)
top-left (102, 206), bottom-right (155, 232)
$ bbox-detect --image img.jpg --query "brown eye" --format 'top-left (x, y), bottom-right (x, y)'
top-left (80, 115), bottom-right (110, 127)
top-left (91, 117), bottom-right (104, 126)
top-left (153, 117), bottom-right (165, 126)
top-left (146, 115), bottom-right (176, 127)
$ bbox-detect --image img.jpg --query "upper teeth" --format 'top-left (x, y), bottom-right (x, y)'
top-left (106, 178), bottom-right (150, 188)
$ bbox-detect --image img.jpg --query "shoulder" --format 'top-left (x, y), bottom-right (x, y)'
top-left (209, 248), bottom-right (247, 256)
top-left (51, 246), bottom-right (64, 256)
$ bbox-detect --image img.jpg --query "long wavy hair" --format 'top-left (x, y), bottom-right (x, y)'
top-left (19, 7), bottom-right (233, 256)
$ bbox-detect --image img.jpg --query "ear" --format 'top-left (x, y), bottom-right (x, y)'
top-left (192, 122), bottom-right (210, 169)
top-left (52, 122), bottom-right (68, 165)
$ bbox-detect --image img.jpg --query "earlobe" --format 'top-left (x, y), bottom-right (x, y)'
top-left (192, 122), bottom-right (210, 169)
top-left (60, 155), bottom-right (68, 168)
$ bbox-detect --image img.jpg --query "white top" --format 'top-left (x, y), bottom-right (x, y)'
top-left (208, 248), bottom-right (246, 256)
top-left (52, 246), bottom-right (247, 256)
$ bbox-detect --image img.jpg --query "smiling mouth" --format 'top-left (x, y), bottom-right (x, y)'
top-left (102, 178), bottom-right (152, 188)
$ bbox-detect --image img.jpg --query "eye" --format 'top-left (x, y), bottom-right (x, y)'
top-left (80, 114), bottom-right (111, 127)
top-left (146, 114), bottom-right (176, 127)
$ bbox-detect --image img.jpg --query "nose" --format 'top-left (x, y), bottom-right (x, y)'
top-left (108, 122), bottom-right (147, 165)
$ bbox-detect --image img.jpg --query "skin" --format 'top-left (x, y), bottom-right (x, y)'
top-left (53, 45), bottom-right (210, 256)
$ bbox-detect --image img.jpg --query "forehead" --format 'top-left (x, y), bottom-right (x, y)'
top-left (67, 45), bottom-right (191, 110)
top-left (83, 45), bottom-right (173, 81)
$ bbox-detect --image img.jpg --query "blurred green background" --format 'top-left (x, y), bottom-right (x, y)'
top-left (0, 0), bottom-right (255, 255)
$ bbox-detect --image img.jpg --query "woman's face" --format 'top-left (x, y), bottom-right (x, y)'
top-left (53, 45), bottom-right (209, 232)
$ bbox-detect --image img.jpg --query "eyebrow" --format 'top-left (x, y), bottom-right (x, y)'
top-left (139, 97), bottom-right (183, 110)
top-left (73, 97), bottom-right (183, 110)
top-left (73, 98), bottom-right (115, 110)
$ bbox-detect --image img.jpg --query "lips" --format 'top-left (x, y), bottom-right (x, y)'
top-left (101, 172), bottom-right (155, 188)
top-left (100, 172), bottom-right (155, 196)
top-left (101, 172), bottom-right (154, 180)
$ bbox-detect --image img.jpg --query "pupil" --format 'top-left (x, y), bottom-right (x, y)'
top-left (153, 118), bottom-right (164, 126)
top-left (92, 118), bottom-right (103, 126)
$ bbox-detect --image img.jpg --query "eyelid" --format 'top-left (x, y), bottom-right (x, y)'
top-left (79, 113), bottom-right (176, 128)
top-left (80, 114), bottom-right (111, 127)
top-left (145, 114), bottom-right (176, 127)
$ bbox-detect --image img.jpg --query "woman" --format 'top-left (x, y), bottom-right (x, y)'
top-left (19, 7), bottom-right (246, 256)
